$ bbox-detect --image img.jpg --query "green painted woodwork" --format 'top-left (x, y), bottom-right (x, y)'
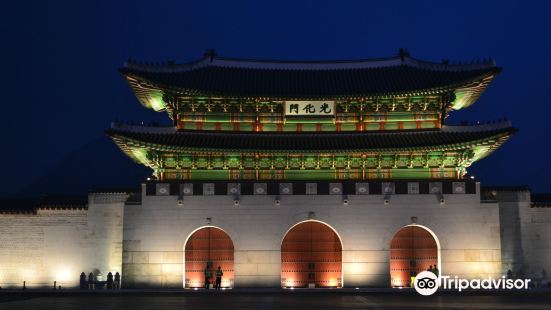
top-left (391, 169), bottom-right (432, 179)
top-left (190, 170), bottom-right (229, 180)
top-left (158, 167), bottom-right (460, 181)
top-left (114, 139), bottom-right (499, 180)
top-left (177, 116), bottom-right (440, 132)
top-left (284, 170), bottom-right (335, 180)
top-left (166, 96), bottom-right (445, 132)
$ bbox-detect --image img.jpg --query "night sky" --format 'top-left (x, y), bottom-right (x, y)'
top-left (3, 0), bottom-right (551, 196)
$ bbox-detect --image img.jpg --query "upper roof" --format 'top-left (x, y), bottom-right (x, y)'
top-left (120, 50), bottom-right (500, 106)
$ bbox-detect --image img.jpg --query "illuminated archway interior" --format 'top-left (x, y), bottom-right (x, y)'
top-left (184, 227), bottom-right (234, 288)
top-left (390, 225), bottom-right (438, 287)
top-left (281, 221), bottom-right (342, 288)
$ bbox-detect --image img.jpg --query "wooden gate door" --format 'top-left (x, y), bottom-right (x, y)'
top-left (390, 226), bottom-right (438, 287)
top-left (281, 221), bottom-right (342, 288)
top-left (185, 227), bottom-right (234, 288)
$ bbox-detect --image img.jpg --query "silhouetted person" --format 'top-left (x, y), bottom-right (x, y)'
top-left (215, 266), bottom-right (223, 289)
top-left (88, 272), bottom-right (95, 290)
top-left (432, 266), bottom-right (439, 277)
top-left (106, 272), bottom-right (114, 289)
top-left (79, 272), bottom-right (87, 290)
top-left (114, 272), bottom-right (121, 289)
top-left (204, 263), bottom-right (212, 289)
top-left (427, 265), bottom-right (432, 272)
top-left (507, 269), bottom-right (513, 279)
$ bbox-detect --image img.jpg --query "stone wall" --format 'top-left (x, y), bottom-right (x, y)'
top-left (519, 202), bottom-right (551, 285)
top-left (123, 183), bottom-right (502, 288)
top-left (0, 209), bottom-right (87, 288)
top-left (493, 190), bottom-right (527, 274)
top-left (0, 193), bottom-right (125, 288)
top-left (0, 184), bottom-right (509, 289)
top-left (491, 189), bottom-right (551, 285)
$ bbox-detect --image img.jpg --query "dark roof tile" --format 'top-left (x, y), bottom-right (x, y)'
top-left (107, 124), bottom-right (516, 152)
top-left (121, 55), bottom-right (499, 98)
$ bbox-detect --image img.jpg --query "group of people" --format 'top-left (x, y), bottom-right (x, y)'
top-left (427, 265), bottom-right (439, 276)
top-left (79, 272), bottom-right (121, 290)
top-left (203, 263), bottom-right (224, 289)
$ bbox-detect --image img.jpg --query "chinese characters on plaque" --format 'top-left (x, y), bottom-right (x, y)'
top-left (284, 101), bottom-right (335, 116)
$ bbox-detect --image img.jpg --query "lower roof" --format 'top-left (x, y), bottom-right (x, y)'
top-left (107, 122), bottom-right (516, 153)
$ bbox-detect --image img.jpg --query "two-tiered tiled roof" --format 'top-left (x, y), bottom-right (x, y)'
top-left (111, 51), bottom-right (513, 181)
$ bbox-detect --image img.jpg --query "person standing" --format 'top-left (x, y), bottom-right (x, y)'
top-left (106, 272), bottom-right (114, 289)
top-left (215, 266), bottom-right (223, 289)
top-left (204, 263), bottom-right (212, 289)
top-left (114, 272), bottom-right (121, 289)
top-left (432, 265), bottom-right (439, 277)
top-left (88, 272), bottom-right (95, 290)
top-left (79, 272), bottom-right (87, 290)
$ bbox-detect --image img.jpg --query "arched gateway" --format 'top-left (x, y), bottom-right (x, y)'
top-left (390, 225), bottom-right (439, 287)
top-left (184, 227), bottom-right (234, 288)
top-left (281, 221), bottom-right (342, 288)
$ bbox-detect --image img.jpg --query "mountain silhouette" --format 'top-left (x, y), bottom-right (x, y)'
top-left (17, 136), bottom-right (150, 197)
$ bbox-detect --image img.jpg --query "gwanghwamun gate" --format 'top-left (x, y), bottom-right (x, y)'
top-left (1, 49), bottom-right (550, 289)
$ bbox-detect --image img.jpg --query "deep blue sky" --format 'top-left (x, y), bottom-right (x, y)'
top-left (2, 0), bottom-right (551, 195)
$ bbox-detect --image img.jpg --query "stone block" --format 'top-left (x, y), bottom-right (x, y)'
top-left (441, 249), bottom-right (466, 262)
top-left (132, 252), bottom-right (149, 264)
top-left (163, 252), bottom-right (183, 264)
top-left (162, 263), bottom-right (182, 276)
top-left (234, 263), bottom-right (258, 276)
top-left (443, 261), bottom-right (501, 276)
top-left (123, 240), bottom-right (141, 252)
top-left (342, 250), bottom-right (387, 263)
top-left (123, 263), bottom-right (138, 276)
top-left (143, 263), bottom-right (162, 276)
top-left (246, 251), bottom-right (276, 263)
top-left (479, 249), bottom-right (494, 262)
top-left (343, 262), bottom-right (388, 276)
top-left (464, 250), bottom-right (481, 262)
top-left (149, 252), bottom-right (163, 264)
top-left (257, 263), bottom-right (279, 276)
top-left (492, 250), bottom-right (502, 262)
top-left (122, 251), bottom-right (132, 264)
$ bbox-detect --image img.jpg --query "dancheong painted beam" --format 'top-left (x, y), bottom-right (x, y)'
top-left (108, 122), bottom-right (514, 181)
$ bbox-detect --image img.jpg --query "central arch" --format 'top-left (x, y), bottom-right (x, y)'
top-left (390, 224), bottom-right (440, 287)
top-left (184, 226), bottom-right (234, 288)
top-left (281, 220), bottom-right (342, 288)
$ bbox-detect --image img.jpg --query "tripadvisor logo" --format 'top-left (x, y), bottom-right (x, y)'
top-left (414, 271), bottom-right (531, 296)
top-left (414, 271), bottom-right (439, 296)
